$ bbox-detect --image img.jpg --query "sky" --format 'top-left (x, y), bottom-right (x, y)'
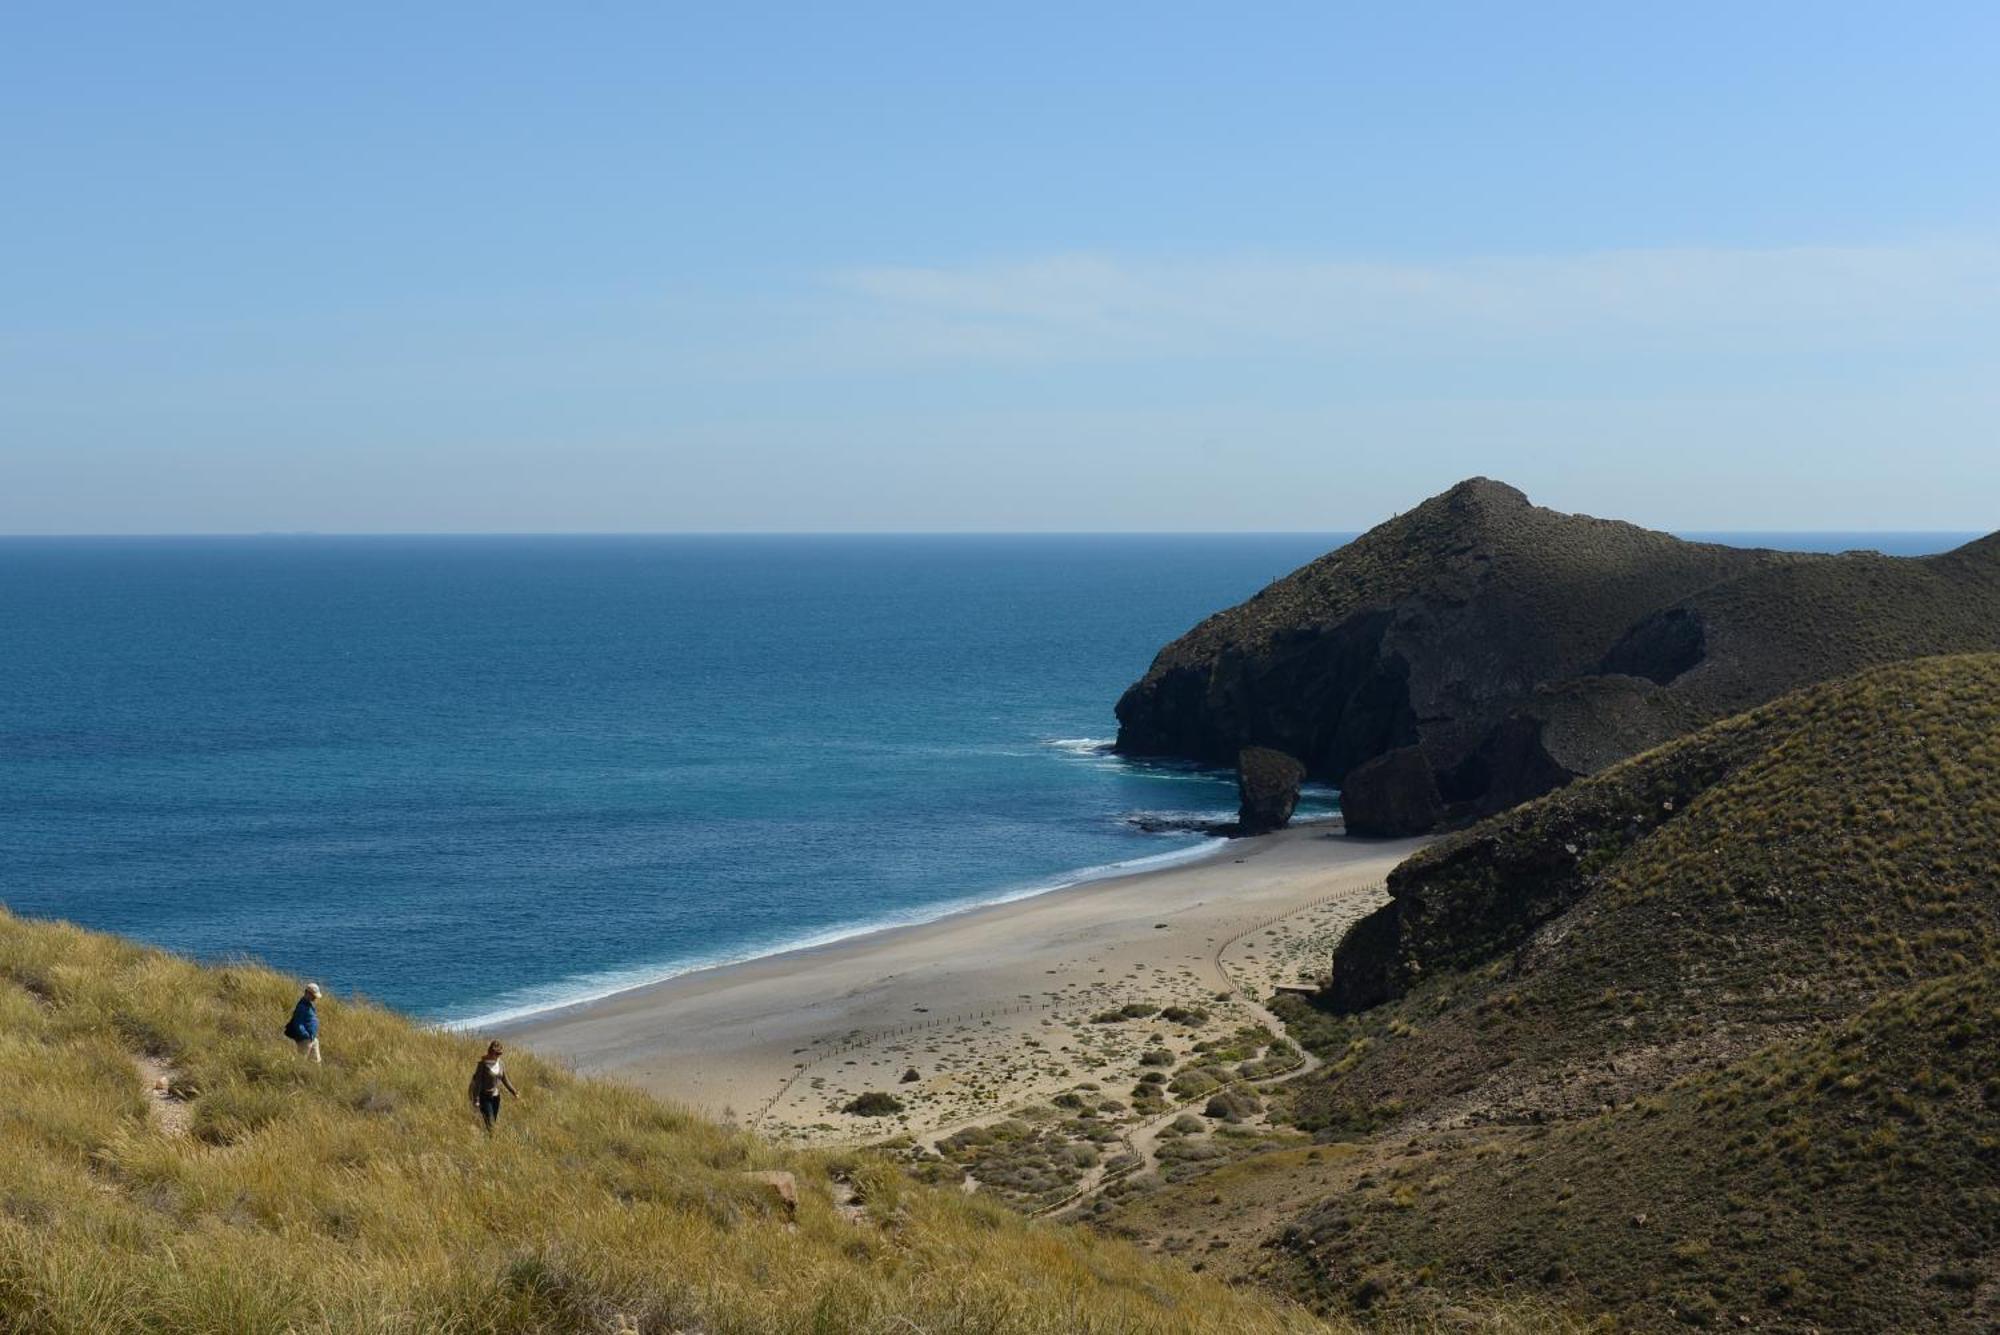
top-left (3, 3), bottom-right (1997, 534)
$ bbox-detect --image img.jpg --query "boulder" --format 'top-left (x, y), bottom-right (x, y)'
top-left (1340, 746), bottom-right (1444, 837)
top-left (1235, 746), bottom-right (1306, 834)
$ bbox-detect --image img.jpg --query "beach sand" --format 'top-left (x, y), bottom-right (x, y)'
top-left (504, 826), bottom-right (1425, 1146)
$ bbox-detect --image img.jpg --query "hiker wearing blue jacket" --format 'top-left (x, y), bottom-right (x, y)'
top-left (284, 982), bottom-right (322, 1063)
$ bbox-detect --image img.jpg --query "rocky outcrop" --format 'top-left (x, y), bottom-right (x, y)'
top-left (1326, 728), bottom-right (1726, 1011)
top-left (1116, 479), bottom-right (2000, 835)
top-left (1337, 747), bottom-right (1442, 837)
top-left (1234, 746), bottom-right (1306, 834)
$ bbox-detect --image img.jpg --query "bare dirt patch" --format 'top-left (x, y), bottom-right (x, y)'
top-left (133, 1055), bottom-right (192, 1138)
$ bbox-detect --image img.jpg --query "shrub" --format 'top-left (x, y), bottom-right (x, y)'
top-left (841, 1091), bottom-right (905, 1117)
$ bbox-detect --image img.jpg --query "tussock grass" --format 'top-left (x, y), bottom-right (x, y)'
top-left (0, 914), bottom-right (1325, 1334)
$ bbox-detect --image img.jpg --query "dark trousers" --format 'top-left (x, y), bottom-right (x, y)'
top-left (478, 1092), bottom-right (501, 1131)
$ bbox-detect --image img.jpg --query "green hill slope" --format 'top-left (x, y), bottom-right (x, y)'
top-left (0, 914), bottom-right (1323, 1335)
top-left (1105, 655), bottom-right (2000, 1331)
top-left (1273, 967), bottom-right (1997, 1331)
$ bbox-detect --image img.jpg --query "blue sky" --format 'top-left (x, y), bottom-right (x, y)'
top-left (3, 4), bottom-right (1997, 533)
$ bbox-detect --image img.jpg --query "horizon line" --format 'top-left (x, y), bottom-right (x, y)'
top-left (0, 527), bottom-right (1985, 541)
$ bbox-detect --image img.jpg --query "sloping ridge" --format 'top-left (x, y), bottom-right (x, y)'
top-left (1283, 965), bottom-right (1998, 1331)
top-left (1115, 480), bottom-right (2000, 834)
top-left (0, 913), bottom-right (1317, 1333)
top-left (1229, 655), bottom-right (1999, 1330)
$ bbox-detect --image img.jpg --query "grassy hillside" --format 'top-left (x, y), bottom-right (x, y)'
top-left (0, 913), bottom-right (1331, 1334)
top-left (1105, 655), bottom-right (2000, 1331)
top-left (1318, 653), bottom-right (1997, 1092)
top-left (1343, 967), bottom-right (1996, 1329)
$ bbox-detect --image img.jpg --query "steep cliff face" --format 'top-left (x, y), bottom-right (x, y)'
top-left (1116, 479), bottom-right (2000, 834)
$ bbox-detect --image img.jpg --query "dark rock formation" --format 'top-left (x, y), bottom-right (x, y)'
top-left (1327, 728), bottom-right (1725, 1011)
top-left (1234, 746), bottom-right (1306, 834)
top-left (1337, 746), bottom-right (1442, 837)
top-left (1598, 607), bottom-right (1705, 684)
top-left (1115, 478), bottom-right (2000, 834)
top-left (1318, 895), bottom-right (1403, 1012)
top-left (1124, 813), bottom-right (1234, 837)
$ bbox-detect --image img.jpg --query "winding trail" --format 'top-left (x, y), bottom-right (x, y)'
top-left (1030, 905), bottom-right (1327, 1218)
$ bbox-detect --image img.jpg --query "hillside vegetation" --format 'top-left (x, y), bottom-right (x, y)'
top-left (1113, 479), bottom-right (2000, 834)
top-left (1106, 655), bottom-right (2000, 1331)
top-left (0, 913), bottom-right (1330, 1335)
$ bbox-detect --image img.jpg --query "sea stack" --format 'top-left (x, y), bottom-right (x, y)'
top-left (1235, 746), bottom-right (1306, 834)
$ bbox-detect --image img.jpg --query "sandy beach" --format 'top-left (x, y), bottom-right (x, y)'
top-left (505, 826), bottom-right (1426, 1146)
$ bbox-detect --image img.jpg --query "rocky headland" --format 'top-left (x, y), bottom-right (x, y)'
top-left (1114, 478), bottom-right (2000, 835)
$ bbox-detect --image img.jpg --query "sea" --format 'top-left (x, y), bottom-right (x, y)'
top-left (0, 531), bottom-right (1974, 1027)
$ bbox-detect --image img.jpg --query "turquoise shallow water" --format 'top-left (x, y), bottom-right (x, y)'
top-left (0, 531), bottom-right (1971, 1024)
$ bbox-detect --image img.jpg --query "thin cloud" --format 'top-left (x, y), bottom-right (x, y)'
top-left (821, 241), bottom-right (2000, 365)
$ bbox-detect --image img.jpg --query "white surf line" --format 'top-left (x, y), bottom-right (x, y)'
top-left (466, 840), bottom-right (1230, 1035)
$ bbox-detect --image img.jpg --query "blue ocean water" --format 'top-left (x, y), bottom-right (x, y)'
top-left (0, 535), bottom-right (1347, 1024)
top-left (0, 531), bottom-right (1975, 1025)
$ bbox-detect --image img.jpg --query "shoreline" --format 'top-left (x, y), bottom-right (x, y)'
top-left (462, 826), bottom-right (1244, 1032)
top-left (505, 823), bottom-right (1425, 1145)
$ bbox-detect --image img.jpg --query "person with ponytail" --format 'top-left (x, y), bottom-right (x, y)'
top-left (467, 1040), bottom-right (521, 1133)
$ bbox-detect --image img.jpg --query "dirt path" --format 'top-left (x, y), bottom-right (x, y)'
top-left (1029, 909), bottom-right (1329, 1217)
top-left (133, 1055), bottom-right (192, 1138)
